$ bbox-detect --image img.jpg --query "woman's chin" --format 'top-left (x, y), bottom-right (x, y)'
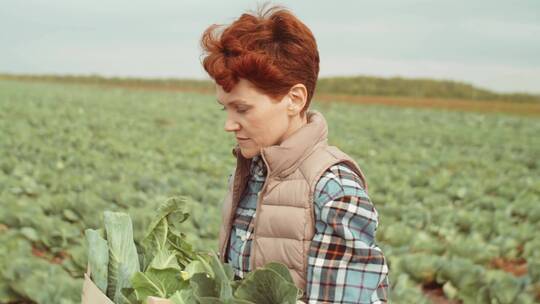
top-left (240, 147), bottom-right (259, 159)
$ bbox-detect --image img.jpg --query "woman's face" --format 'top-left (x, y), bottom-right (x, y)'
top-left (216, 78), bottom-right (301, 159)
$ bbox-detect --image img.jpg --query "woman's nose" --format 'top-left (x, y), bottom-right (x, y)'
top-left (224, 117), bottom-right (239, 132)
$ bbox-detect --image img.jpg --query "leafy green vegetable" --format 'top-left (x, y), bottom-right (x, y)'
top-left (103, 211), bottom-right (140, 303)
top-left (142, 197), bottom-right (194, 270)
top-left (149, 249), bottom-right (182, 271)
top-left (85, 228), bottom-right (109, 293)
top-left (234, 264), bottom-right (299, 304)
top-left (124, 197), bottom-right (199, 303)
top-left (208, 252), bottom-right (234, 301)
top-left (190, 273), bottom-right (219, 298)
top-left (131, 268), bottom-right (186, 299)
top-left (182, 257), bottom-right (212, 281)
top-left (181, 252), bottom-right (300, 304)
top-left (81, 198), bottom-right (304, 304)
top-left (169, 289), bottom-right (197, 304)
top-left (263, 263), bottom-right (294, 284)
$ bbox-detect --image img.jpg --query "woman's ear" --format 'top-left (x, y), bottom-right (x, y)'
top-left (287, 84), bottom-right (308, 114)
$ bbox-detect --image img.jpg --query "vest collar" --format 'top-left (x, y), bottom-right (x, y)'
top-left (231, 110), bottom-right (328, 179)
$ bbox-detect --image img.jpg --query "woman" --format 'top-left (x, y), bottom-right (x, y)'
top-left (200, 4), bottom-right (389, 303)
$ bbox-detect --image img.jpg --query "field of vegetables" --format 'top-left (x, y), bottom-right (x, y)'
top-left (1, 79), bottom-right (539, 303)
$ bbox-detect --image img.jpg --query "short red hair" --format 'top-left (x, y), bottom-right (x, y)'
top-left (200, 4), bottom-right (320, 116)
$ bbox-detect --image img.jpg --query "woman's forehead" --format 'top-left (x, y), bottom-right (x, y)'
top-left (216, 80), bottom-right (263, 104)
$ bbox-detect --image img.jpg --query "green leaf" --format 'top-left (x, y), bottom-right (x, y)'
top-left (486, 271), bottom-right (525, 304)
top-left (167, 209), bottom-right (190, 237)
top-left (229, 299), bottom-right (255, 304)
top-left (63, 209), bottom-right (79, 222)
top-left (143, 218), bottom-right (168, 259)
top-left (208, 252), bottom-right (233, 300)
top-left (169, 289), bottom-right (197, 304)
top-left (120, 287), bottom-right (141, 304)
top-left (190, 273), bottom-right (218, 297)
top-left (167, 234), bottom-right (197, 267)
top-left (442, 281), bottom-right (457, 300)
top-left (19, 227), bottom-right (39, 242)
top-left (182, 259), bottom-right (210, 280)
top-left (149, 249), bottom-right (182, 271)
top-left (230, 280), bottom-right (242, 294)
top-left (104, 211), bottom-right (140, 303)
top-left (198, 298), bottom-right (224, 304)
top-left (85, 228), bottom-right (109, 294)
top-left (145, 197), bottom-right (189, 240)
top-left (401, 254), bottom-right (442, 283)
top-left (195, 254), bottom-right (215, 278)
top-left (234, 268), bottom-right (298, 304)
top-left (0, 281), bottom-right (19, 304)
top-left (263, 263), bottom-right (294, 284)
top-left (131, 268), bottom-right (185, 300)
top-left (142, 196), bottom-right (193, 269)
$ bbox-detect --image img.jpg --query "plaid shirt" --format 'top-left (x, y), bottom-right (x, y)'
top-left (227, 155), bottom-right (389, 303)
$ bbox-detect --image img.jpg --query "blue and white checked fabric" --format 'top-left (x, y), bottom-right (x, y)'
top-left (227, 155), bottom-right (266, 278)
top-left (227, 155), bottom-right (389, 303)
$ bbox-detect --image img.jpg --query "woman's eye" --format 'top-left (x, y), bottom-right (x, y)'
top-left (220, 106), bottom-right (248, 114)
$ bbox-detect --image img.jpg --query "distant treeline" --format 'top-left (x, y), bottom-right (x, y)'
top-left (0, 74), bottom-right (212, 92)
top-left (1, 73), bottom-right (538, 103)
top-left (317, 76), bottom-right (540, 103)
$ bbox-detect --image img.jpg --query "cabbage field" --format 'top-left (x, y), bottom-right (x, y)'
top-left (1, 79), bottom-right (539, 303)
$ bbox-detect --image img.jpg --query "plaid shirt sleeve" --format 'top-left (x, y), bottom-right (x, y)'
top-left (306, 162), bottom-right (389, 303)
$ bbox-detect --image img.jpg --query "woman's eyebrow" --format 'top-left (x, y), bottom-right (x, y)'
top-left (216, 99), bottom-right (248, 105)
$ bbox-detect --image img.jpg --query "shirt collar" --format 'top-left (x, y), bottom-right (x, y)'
top-left (249, 155), bottom-right (267, 180)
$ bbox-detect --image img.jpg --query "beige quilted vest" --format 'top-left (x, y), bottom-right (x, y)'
top-left (217, 110), bottom-right (368, 296)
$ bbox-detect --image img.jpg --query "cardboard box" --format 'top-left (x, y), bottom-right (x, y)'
top-left (81, 266), bottom-right (114, 304)
top-left (147, 297), bottom-right (173, 304)
top-left (81, 266), bottom-right (172, 304)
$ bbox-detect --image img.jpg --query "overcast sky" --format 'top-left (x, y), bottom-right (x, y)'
top-left (1, 0), bottom-right (539, 93)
